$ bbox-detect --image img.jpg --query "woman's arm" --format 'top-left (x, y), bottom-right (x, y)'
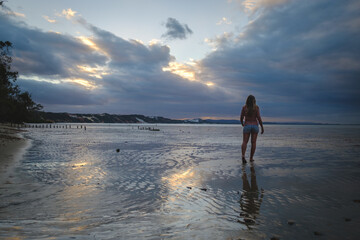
top-left (240, 106), bottom-right (245, 126)
top-left (257, 106), bottom-right (264, 134)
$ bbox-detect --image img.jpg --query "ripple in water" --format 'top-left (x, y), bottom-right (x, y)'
top-left (0, 124), bottom-right (360, 239)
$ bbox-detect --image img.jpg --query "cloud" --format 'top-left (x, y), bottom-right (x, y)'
top-left (0, 14), bottom-right (108, 78)
top-left (204, 32), bottom-right (234, 50)
top-left (0, 8), bottom-right (229, 118)
top-left (43, 15), bottom-right (56, 23)
top-left (0, 3), bottom-right (26, 18)
top-left (199, 0), bottom-right (360, 123)
top-left (217, 17), bottom-right (232, 25)
top-left (240, 0), bottom-right (288, 12)
top-left (8, 11), bottom-right (25, 18)
top-left (1, 1), bottom-right (359, 122)
top-left (162, 18), bottom-right (193, 40)
top-left (17, 78), bottom-right (104, 106)
top-left (61, 8), bottom-right (77, 19)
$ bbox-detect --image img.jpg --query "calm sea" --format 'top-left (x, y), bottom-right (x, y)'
top-left (1, 124), bottom-right (360, 239)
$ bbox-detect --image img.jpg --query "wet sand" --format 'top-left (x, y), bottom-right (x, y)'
top-left (0, 124), bottom-right (359, 239)
top-left (0, 125), bottom-right (30, 184)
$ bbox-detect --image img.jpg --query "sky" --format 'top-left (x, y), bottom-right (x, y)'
top-left (1, 0), bottom-right (360, 123)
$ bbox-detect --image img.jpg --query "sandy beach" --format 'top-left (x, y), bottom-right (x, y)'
top-left (0, 125), bottom-right (30, 184)
top-left (0, 124), bottom-right (359, 239)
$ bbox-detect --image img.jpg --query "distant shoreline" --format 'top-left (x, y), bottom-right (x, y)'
top-left (22, 111), bottom-right (356, 125)
top-left (21, 121), bottom-right (357, 126)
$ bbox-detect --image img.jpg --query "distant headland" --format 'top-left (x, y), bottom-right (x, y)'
top-left (28, 111), bottom-right (336, 125)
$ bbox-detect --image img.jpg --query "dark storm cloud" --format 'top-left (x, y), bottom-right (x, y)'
top-left (162, 17), bottom-right (193, 40)
top-left (0, 13), bottom-right (107, 77)
top-left (0, 8), bottom-right (228, 117)
top-left (78, 19), bottom-right (229, 111)
top-left (85, 22), bottom-right (172, 70)
top-left (199, 0), bottom-right (360, 123)
top-left (17, 79), bottom-right (105, 106)
top-left (2, 1), bottom-right (359, 122)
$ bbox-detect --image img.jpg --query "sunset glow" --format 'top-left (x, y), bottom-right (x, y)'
top-left (77, 36), bottom-right (99, 50)
top-left (162, 62), bottom-right (196, 81)
top-left (162, 168), bottom-right (195, 189)
top-left (77, 65), bottom-right (109, 79)
top-left (65, 78), bottom-right (97, 90)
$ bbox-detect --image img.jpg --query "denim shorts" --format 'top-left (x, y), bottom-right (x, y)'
top-left (243, 125), bottom-right (259, 134)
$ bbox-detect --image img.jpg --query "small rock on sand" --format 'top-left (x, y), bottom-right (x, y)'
top-left (116, 149), bottom-right (120, 152)
top-left (287, 220), bottom-right (295, 226)
top-left (244, 218), bottom-right (255, 224)
top-left (240, 212), bottom-right (250, 217)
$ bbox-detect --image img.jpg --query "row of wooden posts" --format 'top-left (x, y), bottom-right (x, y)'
top-left (9, 123), bottom-right (86, 130)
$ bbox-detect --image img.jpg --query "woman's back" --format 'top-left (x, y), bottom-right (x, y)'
top-left (241, 105), bottom-right (260, 125)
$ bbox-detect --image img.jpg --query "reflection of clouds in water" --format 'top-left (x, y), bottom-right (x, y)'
top-left (52, 143), bottom-right (107, 235)
top-left (162, 168), bottom-right (195, 190)
top-left (161, 167), bottom-right (201, 206)
top-left (65, 143), bottom-right (107, 185)
top-left (238, 164), bottom-right (264, 229)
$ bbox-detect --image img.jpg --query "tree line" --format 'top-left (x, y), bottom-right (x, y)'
top-left (0, 41), bottom-right (43, 123)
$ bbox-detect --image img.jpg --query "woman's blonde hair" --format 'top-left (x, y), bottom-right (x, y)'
top-left (245, 95), bottom-right (257, 115)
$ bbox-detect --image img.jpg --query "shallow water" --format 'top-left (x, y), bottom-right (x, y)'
top-left (1, 124), bottom-right (360, 239)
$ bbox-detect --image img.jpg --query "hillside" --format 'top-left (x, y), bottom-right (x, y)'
top-left (33, 112), bottom-right (183, 124)
top-left (29, 112), bottom-right (330, 125)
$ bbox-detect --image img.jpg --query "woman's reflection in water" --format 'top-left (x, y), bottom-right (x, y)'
top-left (238, 163), bottom-right (264, 229)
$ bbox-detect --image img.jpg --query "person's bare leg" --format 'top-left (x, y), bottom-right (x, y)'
top-left (250, 132), bottom-right (258, 161)
top-left (242, 132), bottom-right (250, 163)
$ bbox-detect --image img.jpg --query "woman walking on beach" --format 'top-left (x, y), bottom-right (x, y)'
top-left (240, 95), bottom-right (264, 164)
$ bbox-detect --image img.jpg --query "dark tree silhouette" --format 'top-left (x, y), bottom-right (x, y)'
top-left (0, 41), bottom-right (43, 122)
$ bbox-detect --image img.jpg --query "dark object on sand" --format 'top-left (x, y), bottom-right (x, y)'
top-left (314, 231), bottom-right (322, 236)
top-left (353, 199), bottom-right (360, 203)
top-left (240, 212), bottom-right (250, 218)
top-left (200, 188), bottom-right (207, 191)
top-left (270, 237), bottom-right (280, 240)
top-left (186, 186), bottom-right (192, 190)
top-left (116, 149), bottom-right (120, 152)
top-left (244, 218), bottom-right (255, 224)
top-left (345, 218), bottom-right (351, 222)
top-left (149, 128), bottom-right (160, 131)
top-left (287, 220), bottom-right (295, 225)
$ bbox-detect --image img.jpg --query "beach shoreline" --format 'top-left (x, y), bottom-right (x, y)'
top-left (0, 124), bottom-right (31, 184)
